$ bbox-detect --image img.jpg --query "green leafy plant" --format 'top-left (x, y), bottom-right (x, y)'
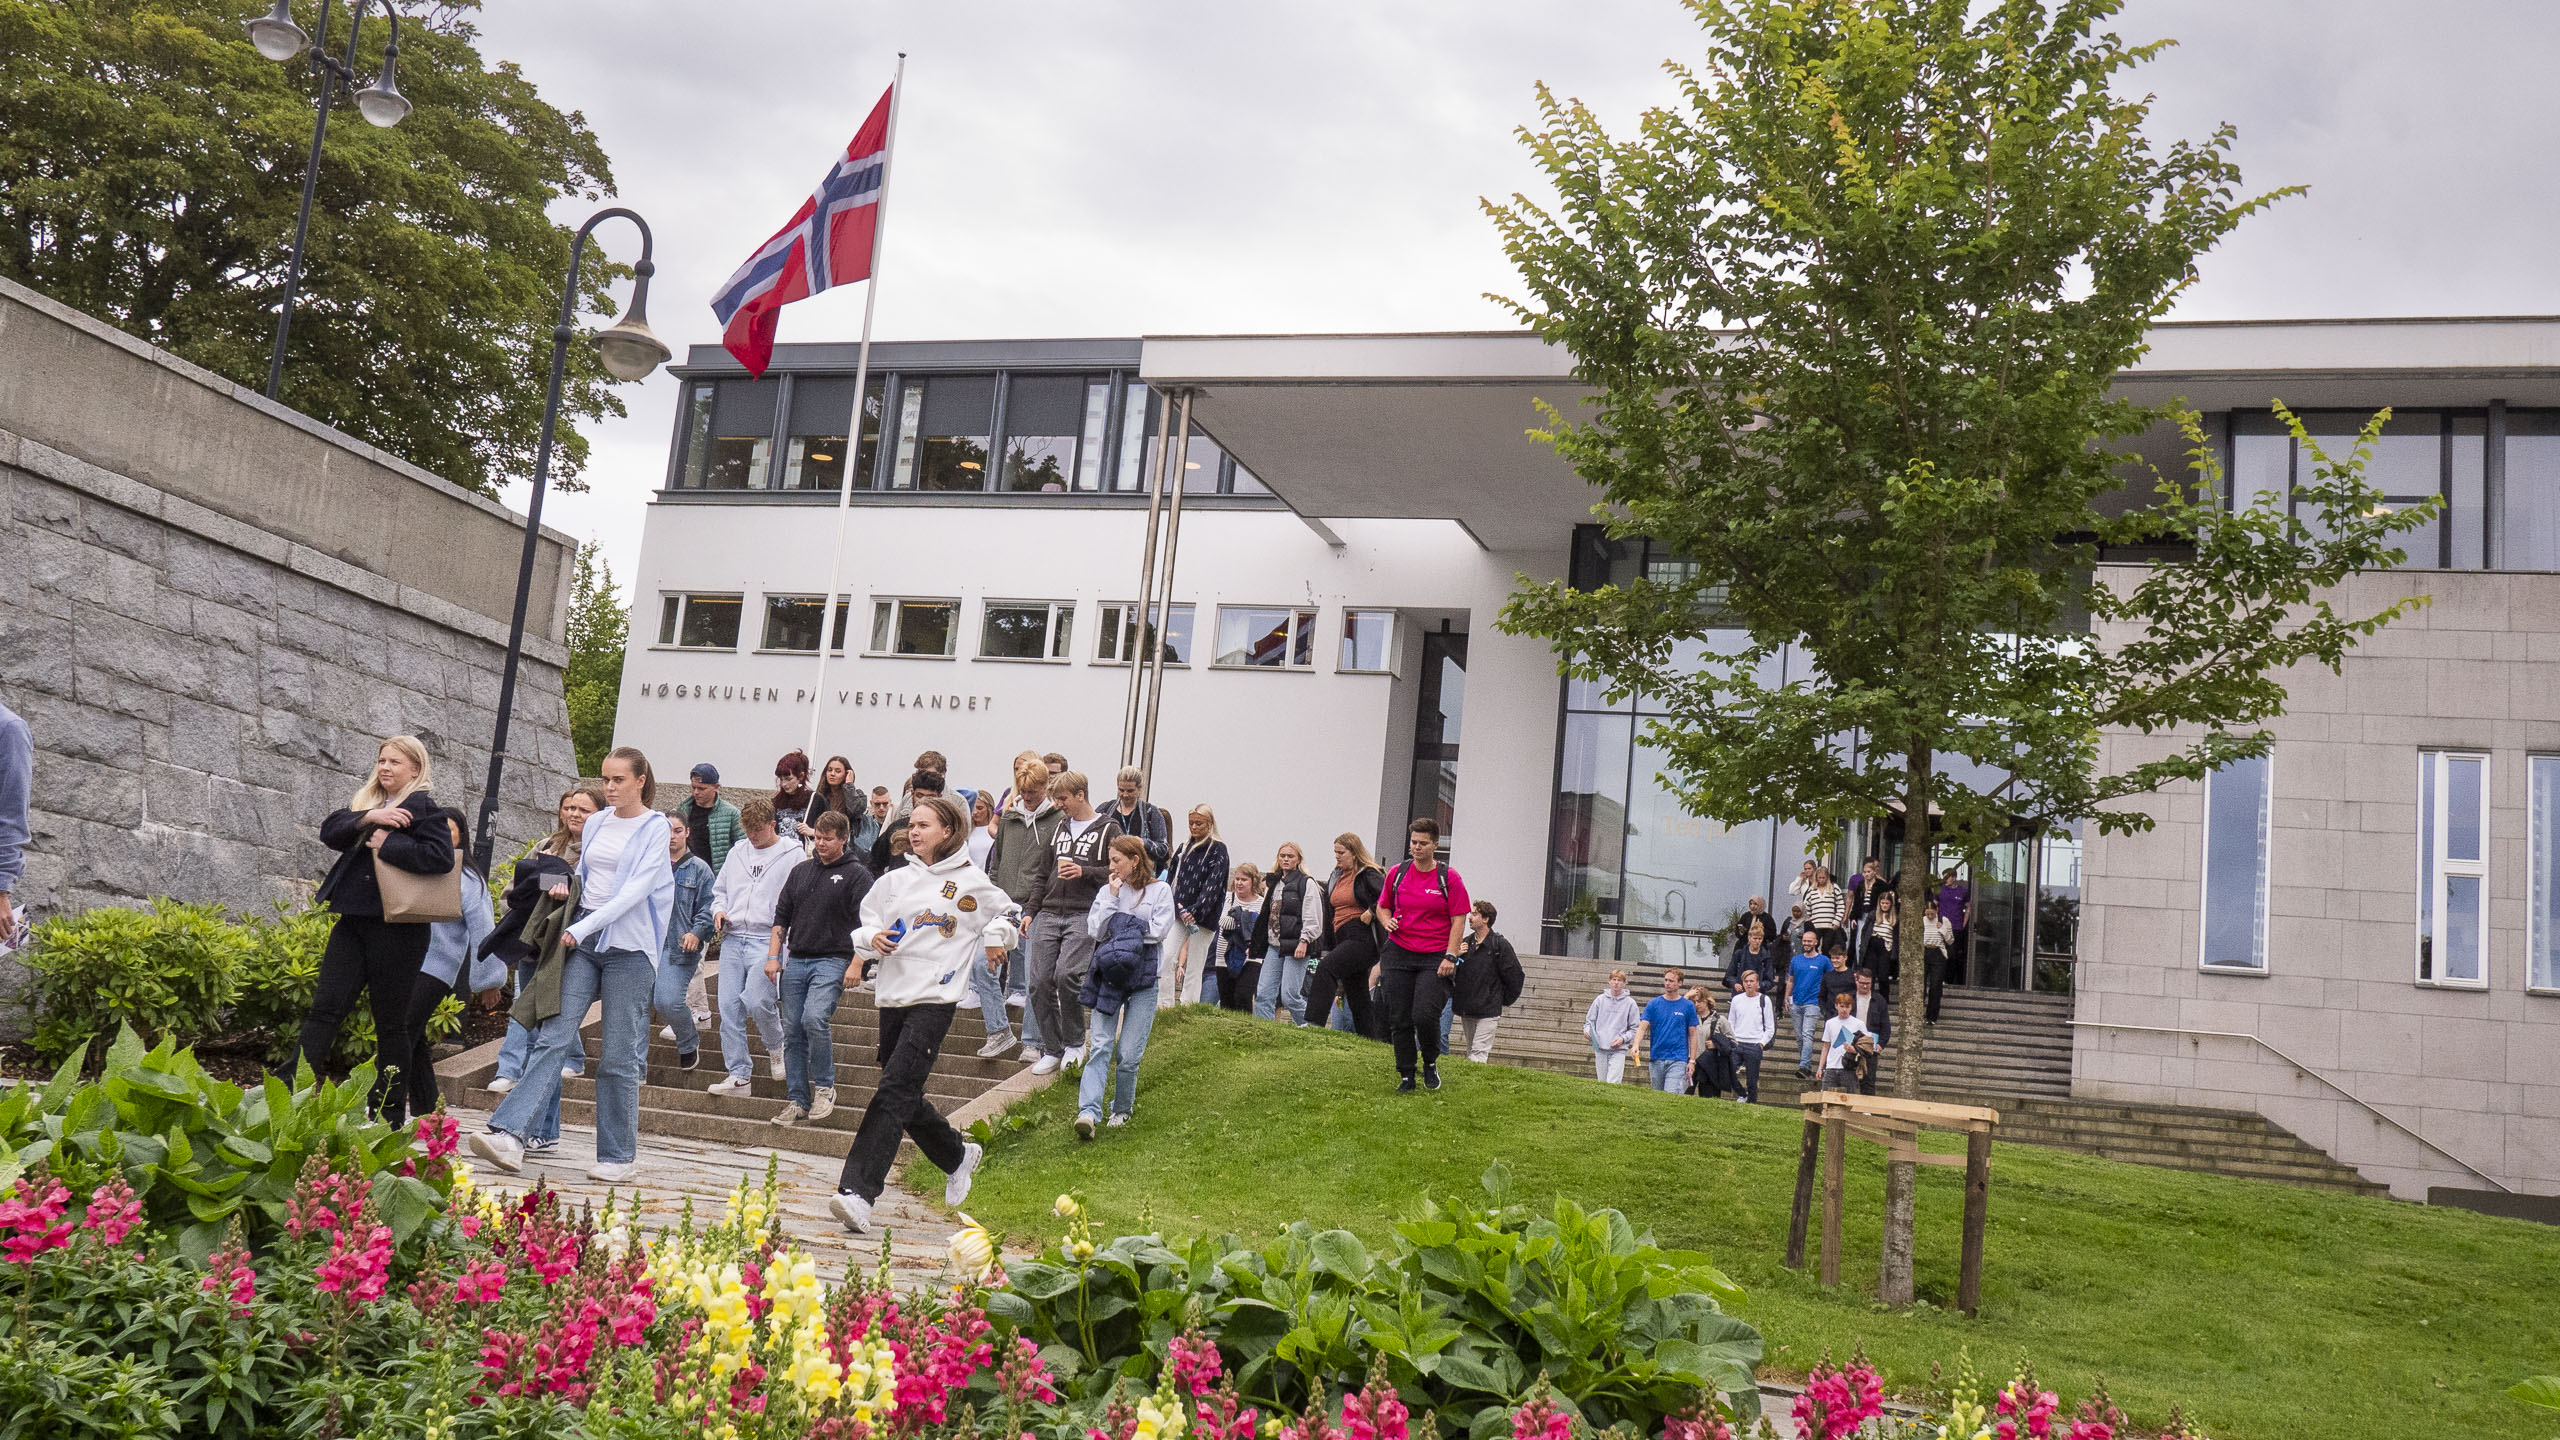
top-left (229, 900), bottom-right (344, 1068)
top-left (984, 1165), bottom-right (1761, 1434)
top-left (19, 900), bottom-right (247, 1059)
top-left (2514, 1370), bottom-right (2560, 1421)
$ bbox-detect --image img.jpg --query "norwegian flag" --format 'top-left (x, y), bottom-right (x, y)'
top-left (711, 85), bottom-right (893, 377)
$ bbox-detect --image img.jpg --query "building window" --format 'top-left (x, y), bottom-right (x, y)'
top-left (2199, 751), bottom-right (2272, 972)
top-left (1340, 609), bottom-right (1394, 673)
top-left (655, 593), bottom-right (743, 650)
top-left (781, 375), bottom-right (886, 491)
top-left (2506, 412), bottom-right (2560, 570)
top-left (980, 601), bottom-right (1074, 661)
top-left (867, 598), bottom-right (959, 657)
top-left (1096, 602), bottom-right (1193, 666)
top-left (1114, 382), bottom-right (1243, 494)
top-left (674, 379), bottom-right (780, 489)
top-left (889, 374), bottom-right (994, 491)
top-left (1212, 607), bottom-right (1317, 669)
top-left (2532, 756), bottom-right (2560, 992)
top-left (999, 376), bottom-right (1110, 493)
top-left (2418, 750), bottom-right (2489, 986)
top-left (1409, 630), bottom-right (1466, 851)
top-left (760, 595), bottom-right (850, 654)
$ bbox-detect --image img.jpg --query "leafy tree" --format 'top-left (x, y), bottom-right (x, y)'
top-left (563, 539), bottom-right (625, 777)
top-left (1488, 0), bottom-right (2430, 1304)
top-left (0, 0), bottom-right (625, 497)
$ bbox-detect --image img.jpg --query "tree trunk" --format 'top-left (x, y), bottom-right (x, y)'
top-left (1879, 745), bottom-right (1935, 1307)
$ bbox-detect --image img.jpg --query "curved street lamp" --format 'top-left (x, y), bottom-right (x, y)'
top-left (471, 208), bottom-right (670, 873)
top-left (244, 0), bottom-right (411, 400)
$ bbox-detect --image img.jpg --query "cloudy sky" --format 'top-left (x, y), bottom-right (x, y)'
top-left (465, 0), bottom-right (2560, 580)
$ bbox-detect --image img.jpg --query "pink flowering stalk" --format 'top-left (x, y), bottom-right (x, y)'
top-left (454, 1258), bottom-right (509, 1304)
top-left (1167, 1330), bottom-right (1224, 1398)
top-left (1338, 1370), bottom-right (1410, 1440)
top-left (1660, 1402), bottom-right (1734, 1440)
top-left (1793, 1353), bottom-right (1884, 1440)
top-left (995, 1335), bottom-right (1059, 1407)
top-left (201, 1240), bottom-right (257, 1316)
top-left (414, 1111), bottom-right (461, 1161)
top-left (0, 1176), bottom-right (73, 1263)
top-left (315, 1222), bottom-right (396, 1303)
top-left (1193, 1379), bottom-right (1262, 1440)
top-left (1995, 1366), bottom-right (2061, 1440)
top-left (79, 1177), bottom-right (143, 1247)
top-left (2064, 1383), bottom-right (2125, 1440)
top-left (284, 1159), bottom-right (368, 1240)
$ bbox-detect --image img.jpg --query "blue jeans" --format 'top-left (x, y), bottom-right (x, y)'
top-left (1436, 998), bottom-right (1454, 1055)
top-left (1077, 984), bottom-right (1160, 1121)
top-left (969, 946), bottom-right (1042, 1050)
top-left (1650, 1058), bottom-right (1689, 1092)
top-left (1328, 997), bottom-right (1357, 1033)
top-left (717, 928), bottom-right (785, 1083)
top-left (489, 944), bottom-right (653, 1164)
top-left (778, 954), bottom-right (848, 1107)
top-left (1255, 950), bottom-right (1308, 1022)
top-left (497, 955), bottom-right (586, 1084)
top-left (653, 951), bottom-right (701, 1053)
top-left (1794, 1003), bottom-right (1823, 1070)
top-left (1197, 959), bottom-right (1223, 1005)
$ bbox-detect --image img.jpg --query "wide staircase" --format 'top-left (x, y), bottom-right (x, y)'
top-left (445, 981), bottom-right (1031, 1159)
top-left (1489, 952), bottom-right (2382, 1196)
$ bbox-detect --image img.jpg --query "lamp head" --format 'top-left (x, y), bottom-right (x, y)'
top-left (592, 266), bottom-right (670, 381)
top-left (244, 0), bottom-right (309, 62)
top-left (354, 47), bottom-right (410, 127)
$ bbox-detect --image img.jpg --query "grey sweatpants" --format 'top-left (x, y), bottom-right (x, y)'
top-left (1026, 908), bottom-right (1095, 1060)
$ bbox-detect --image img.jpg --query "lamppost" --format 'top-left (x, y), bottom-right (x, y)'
top-left (243, 0), bottom-right (412, 401)
top-left (470, 208), bottom-right (670, 874)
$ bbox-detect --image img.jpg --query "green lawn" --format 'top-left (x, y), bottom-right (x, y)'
top-left (949, 1008), bottom-right (2560, 1440)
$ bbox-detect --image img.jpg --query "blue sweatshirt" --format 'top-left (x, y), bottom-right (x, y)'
top-left (1790, 951), bottom-right (1830, 1007)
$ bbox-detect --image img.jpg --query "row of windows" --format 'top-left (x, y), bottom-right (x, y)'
top-left (2199, 748), bottom-right (2560, 991)
top-left (670, 370), bottom-right (1270, 498)
top-left (2224, 407), bottom-right (2560, 571)
top-left (654, 592), bottom-right (1395, 673)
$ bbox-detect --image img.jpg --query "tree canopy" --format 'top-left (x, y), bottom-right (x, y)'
top-left (564, 539), bottom-right (626, 778)
top-left (0, 0), bottom-right (626, 497)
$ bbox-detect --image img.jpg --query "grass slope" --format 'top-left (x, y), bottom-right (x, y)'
top-left (952, 1008), bottom-right (2560, 1440)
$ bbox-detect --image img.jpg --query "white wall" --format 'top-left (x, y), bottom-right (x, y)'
top-left (614, 498), bottom-right (1567, 923)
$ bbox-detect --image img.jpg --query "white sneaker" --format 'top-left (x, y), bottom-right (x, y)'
top-left (468, 1130), bottom-right (524, 1175)
top-left (1006, 995), bottom-right (1026, 1010)
top-left (706, 1076), bottom-right (753, 1097)
top-left (1106, 1114), bottom-right (1127, 1128)
top-left (768, 1056), bottom-right (787, 1081)
top-left (692, 1011), bottom-right (713, 1028)
top-left (772, 1103), bottom-right (808, 1126)
top-left (484, 1076), bottom-right (516, 1096)
top-left (1061, 1046), bottom-right (1086, 1067)
top-left (561, 1066), bottom-right (580, 1080)
top-left (828, 1190), bottom-right (875, 1234)
top-left (807, 1086), bottom-right (836, 1121)
top-left (1029, 1055), bottom-right (1061, 1076)
top-left (588, 1161), bottom-right (635, 1184)
top-left (976, 1033), bottom-right (1015, 1059)
top-left (944, 1141), bottom-right (983, 1206)
top-left (1016, 1042), bottom-right (1041, 1061)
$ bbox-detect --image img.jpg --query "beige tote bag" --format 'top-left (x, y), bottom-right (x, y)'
top-left (374, 827), bottom-right (465, 924)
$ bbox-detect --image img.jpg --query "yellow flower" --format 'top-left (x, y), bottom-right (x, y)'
top-left (948, 1215), bottom-right (998, 1283)
top-left (1054, 1194), bottom-right (1079, 1218)
top-left (1070, 1239), bottom-right (1096, 1262)
top-left (1134, 1396), bottom-right (1188, 1440)
top-left (449, 1162), bottom-right (476, 1208)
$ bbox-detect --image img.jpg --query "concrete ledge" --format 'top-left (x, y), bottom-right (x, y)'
top-left (947, 1052), bottom-right (1066, 1132)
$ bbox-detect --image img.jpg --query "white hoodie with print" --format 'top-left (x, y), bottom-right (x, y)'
top-left (851, 849), bottom-right (1023, 1008)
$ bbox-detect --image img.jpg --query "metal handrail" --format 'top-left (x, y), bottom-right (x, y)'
top-left (2069, 1019), bottom-right (2511, 1193)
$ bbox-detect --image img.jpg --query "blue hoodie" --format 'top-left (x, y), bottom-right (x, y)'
top-left (1789, 949), bottom-right (1830, 1008)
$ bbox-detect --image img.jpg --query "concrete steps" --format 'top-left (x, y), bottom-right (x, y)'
top-left (444, 983), bottom-right (1032, 1159)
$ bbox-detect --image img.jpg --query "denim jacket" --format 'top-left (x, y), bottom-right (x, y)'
top-left (661, 853), bottom-right (717, 968)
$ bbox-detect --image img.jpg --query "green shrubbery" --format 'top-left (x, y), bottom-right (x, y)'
top-left (17, 898), bottom-right (369, 1069)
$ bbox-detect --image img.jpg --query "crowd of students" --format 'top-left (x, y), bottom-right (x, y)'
top-left (297, 734), bottom-right (1527, 1237)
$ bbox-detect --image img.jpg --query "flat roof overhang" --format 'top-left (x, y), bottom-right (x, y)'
top-left (1142, 317), bottom-right (2560, 550)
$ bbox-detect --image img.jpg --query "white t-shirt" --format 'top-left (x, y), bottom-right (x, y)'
top-left (580, 808), bottom-right (649, 908)
top-left (967, 827), bottom-right (994, 870)
top-left (1821, 1014), bottom-right (1871, 1072)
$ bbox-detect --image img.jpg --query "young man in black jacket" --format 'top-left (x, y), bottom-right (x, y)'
top-left (768, 810), bottom-right (874, 1126)
top-left (1448, 900), bottom-right (1525, 1063)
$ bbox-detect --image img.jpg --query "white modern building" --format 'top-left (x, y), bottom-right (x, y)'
top-left (616, 320), bottom-right (2560, 1202)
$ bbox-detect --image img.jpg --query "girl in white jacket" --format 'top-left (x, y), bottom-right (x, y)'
top-left (826, 795), bottom-right (1020, 1235)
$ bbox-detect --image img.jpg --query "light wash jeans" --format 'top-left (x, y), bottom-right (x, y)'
top-left (1197, 959), bottom-right (1224, 1005)
top-left (1077, 983), bottom-right (1161, 1121)
top-left (1328, 998), bottom-right (1358, 1033)
top-left (1436, 999), bottom-right (1455, 1056)
top-left (969, 946), bottom-right (1042, 1051)
top-left (1793, 1002), bottom-right (1824, 1070)
top-left (778, 954), bottom-right (848, 1107)
top-left (652, 950), bottom-right (701, 1054)
top-left (1592, 1044), bottom-right (1629, 1084)
top-left (497, 955), bottom-right (586, 1084)
top-left (1254, 949), bottom-right (1308, 1023)
top-left (1649, 1058), bottom-right (1689, 1092)
top-left (489, 943), bottom-right (652, 1164)
top-left (718, 926), bottom-right (786, 1084)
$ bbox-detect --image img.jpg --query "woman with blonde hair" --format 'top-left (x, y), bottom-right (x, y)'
top-left (303, 735), bottom-right (455, 1118)
top-left (1210, 862), bottom-right (1265, 1010)
top-left (1251, 841), bottom-right (1325, 1023)
top-left (487, 783), bottom-right (600, 1111)
top-left (1165, 803), bottom-right (1229, 1005)
top-left (1304, 831), bottom-right (1385, 1038)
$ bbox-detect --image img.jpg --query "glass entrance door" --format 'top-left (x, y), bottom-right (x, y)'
top-left (1966, 831), bottom-right (2032, 992)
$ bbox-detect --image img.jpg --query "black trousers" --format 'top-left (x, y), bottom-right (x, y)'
top-left (838, 1002), bottom-right (967, 1202)
top-left (1216, 961), bottom-right (1260, 1012)
top-left (1304, 929), bottom-right (1380, 1040)
top-left (1924, 946), bottom-right (1948, 1022)
top-left (401, 968), bottom-right (463, 1124)
top-left (1730, 1040), bottom-right (1764, 1103)
top-left (297, 914), bottom-right (430, 1119)
top-left (1378, 944), bottom-right (1451, 1079)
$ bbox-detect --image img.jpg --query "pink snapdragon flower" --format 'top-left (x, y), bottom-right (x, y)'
top-left (1793, 1356), bottom-right (1884, 1440)
top-left (1168, 1330), bottom-right (1224, 1397)
top-left (315, 1222), bottom-right (396, 1302)
top-left (415, 1112), bottom-right (461, 1161)
top-left (455, 1258), bottom-right (509, 1304)
top-left (0, 1178), bottom-right (73, 1262)
top-left (1995, 1378), bottom-right (2061, 1440)
top-left (201, 1241), bottom-right (257, 1315)
top-left (80, 1177), bottom-right (143, 1247)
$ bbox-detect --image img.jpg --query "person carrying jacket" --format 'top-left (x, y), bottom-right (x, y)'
top-left (1447, 900), bottom-right (1524, 1063)
top-left (303, 734), bottom-right (456, 1122)
top-left (1249, 842), bottom-right (1326, 1024)
top-left (1303, 832), bottom-right (1385, 1040)
top-left (651, 811), bottom-right (718, 1072)
top-left (826, 794), bottom-right (1018, 1236)
top-left (973, 757), bottom-right (1061, 1059)
top-left (1074, 835), bottom-right (1174, 1141)
top-left (1164, 806), bottom-right (1230, 1006)
top-left (1208, 865), bottom-right (1264, 1011)
top-left (766, 810), bottom-right (875, 1126)
top-left (705, 799), bottom-right (798, 1097)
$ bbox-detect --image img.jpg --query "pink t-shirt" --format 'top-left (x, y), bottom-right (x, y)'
top-left (1381, 862), bottom-right (1471, 955)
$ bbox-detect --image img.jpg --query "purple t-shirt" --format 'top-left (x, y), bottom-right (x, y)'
top-left (1936, 881), bottom-right (1970, 925)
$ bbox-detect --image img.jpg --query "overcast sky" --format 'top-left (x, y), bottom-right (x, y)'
top-left (464, 0), bottom-right (2560, 581)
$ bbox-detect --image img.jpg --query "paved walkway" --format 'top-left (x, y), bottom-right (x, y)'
top-left (443, 1102), bottom-right (973, 1290)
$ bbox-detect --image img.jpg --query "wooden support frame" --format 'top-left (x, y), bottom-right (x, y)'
top-left (1783, 1091), bottom-right (1999, 1315)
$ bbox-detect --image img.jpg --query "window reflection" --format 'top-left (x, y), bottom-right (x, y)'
top-left (677, 379), bottom-right (779, 490)
top-left (891, 374), bottom-right (994, 491)
top-left (782, 375), bottom-right (885, 491)
top-left (999, 375), bottom-right (1094, 493)
top-left (2506, 413), bottom-right (2560, 570)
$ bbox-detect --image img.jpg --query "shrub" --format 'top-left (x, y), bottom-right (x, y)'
top-left (19, 900), bottom-right (247, 1059)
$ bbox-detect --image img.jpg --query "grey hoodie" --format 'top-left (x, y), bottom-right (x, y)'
top-left (986, 799), bottom-right (1065, 913)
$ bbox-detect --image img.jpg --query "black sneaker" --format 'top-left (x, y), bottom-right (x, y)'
top-left (677, 1048), bottom-right (699, 1071)
top-left (1396, 1076), bottom-right (1417, 1094)
top-left (1423, 1064), bottom-right (1441, 1091)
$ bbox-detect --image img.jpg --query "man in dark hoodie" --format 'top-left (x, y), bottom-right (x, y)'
top-left (1447, 900), bottom-right (1524, 1063)
top-left (767, 810), bottom-right (874, 1126)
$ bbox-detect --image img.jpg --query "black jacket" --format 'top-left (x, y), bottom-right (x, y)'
top-left (1249, 868), bottom-right (1327, 958)
top-left (1319, 866), bottom-right (1385, 952)
top-left (1103, 800), bottom-right (1172, 869)
top-left (1046, 814), bottom-right (1122, 915)
top-left (1847, 988), bottom-right (1893, 1050)
top-left (316, 791), bottom-right (454, 919)
top-left (774, 851), bottom-right (876, 959)
top-left (1725, 939), bottom-right (1783, 996)
top-left (1450, 930), bottom-right (1524, 1018)
top-left (482, 851), bottom-right (575, 969)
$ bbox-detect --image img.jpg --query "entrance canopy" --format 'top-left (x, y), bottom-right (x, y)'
top-left (1142, 317), bottom-right (2560, 551)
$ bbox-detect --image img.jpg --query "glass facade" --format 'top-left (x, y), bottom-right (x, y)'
top-left (2417, 750), bottom-right (2490, 985)
top-left (1409, 632), bottom-right (1465, 851)
top-left (2218, 407), bottom-right (2560, 570)
top-left (2533, 757), bottom-right (2560, 992)
top-left (1213, 607), bottom-right (1317, 668)
top-left (2200, 753), bottom-right (2271, 971)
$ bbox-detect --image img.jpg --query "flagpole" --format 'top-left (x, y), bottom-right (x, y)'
top-left (805, 53), bottom-right (906, 767)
